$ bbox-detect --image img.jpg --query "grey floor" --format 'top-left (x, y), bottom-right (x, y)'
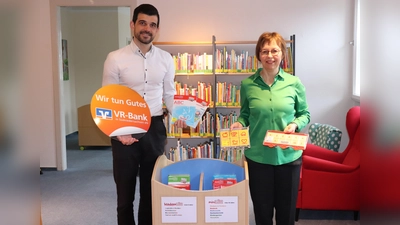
top-left (40, 135), bottom-right (360, 225)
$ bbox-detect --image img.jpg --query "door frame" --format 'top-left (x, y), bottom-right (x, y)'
top-left (50, 0), bottom-right (134, 170)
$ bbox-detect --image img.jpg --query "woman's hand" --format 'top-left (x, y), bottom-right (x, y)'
top-left (117, 135), bottom-right (139, 145)
top-left (230, 122), bottom-right (243, 130)
top-left (284, 123), bottom-right (297, 134)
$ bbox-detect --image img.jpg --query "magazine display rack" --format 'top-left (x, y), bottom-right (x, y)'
top-left (151, 155), bottom-right (249, 225)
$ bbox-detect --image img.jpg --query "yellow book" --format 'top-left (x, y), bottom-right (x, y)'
top-left (219, 127), bottom-right (250, 148)
top-left (220, 130), bottom-right (230, 147)
top-left (263, 130), bottom-right (308, 150)
top-left (230, 130), bottom-right (240, 146)
top-left (238, 129), bottom-right (249, 146)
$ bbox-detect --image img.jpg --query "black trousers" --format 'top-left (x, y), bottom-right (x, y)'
top-left (112, 115), bottom-right (166, 225)
top-left (246, 156), bottom-right (302, 225)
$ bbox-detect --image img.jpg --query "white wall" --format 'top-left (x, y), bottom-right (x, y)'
top-left (118, 7), bottom-right (132, 48)
top-left (40, 0), bottom-right (359, 169)
top-left (72, 8), bottom-right (120, 108)
top-left (61, 7), bottom-right (129, 135)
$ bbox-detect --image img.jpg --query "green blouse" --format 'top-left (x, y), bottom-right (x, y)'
top-left (237, 68), bottom-right (310, 165)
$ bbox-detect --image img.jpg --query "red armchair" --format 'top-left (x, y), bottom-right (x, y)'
top-left (296, 106), bottom-right (360, 221)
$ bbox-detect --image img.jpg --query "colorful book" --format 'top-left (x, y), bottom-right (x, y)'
top-left (168, 174), bottom-right (190, 190)
top-left (219, 127), bottom-right (250, 148)
top-left (263, 130), bottom-right (309, 150)
top-left (171, 95), bottom-right (210, 128)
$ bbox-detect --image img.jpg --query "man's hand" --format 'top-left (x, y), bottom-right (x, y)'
top-left (117, 135), bottom-right (139, 145)
top-left (284, 123), bottom-right (297, 134)
top-left (174, 119), bottom-right (187, 128)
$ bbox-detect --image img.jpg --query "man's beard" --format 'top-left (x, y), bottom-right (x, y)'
top-left (134, 31), bottom-right (154, 44)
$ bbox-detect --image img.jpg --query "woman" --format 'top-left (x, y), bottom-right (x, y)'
top-left (230, 32), bottom-right (310, 225)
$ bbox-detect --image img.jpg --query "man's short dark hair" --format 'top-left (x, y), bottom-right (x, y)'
top-left (132, 4), bottom-right (160, 27)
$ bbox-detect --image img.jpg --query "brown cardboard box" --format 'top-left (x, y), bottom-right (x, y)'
top-left (151, 155), bottom-right (249, 225)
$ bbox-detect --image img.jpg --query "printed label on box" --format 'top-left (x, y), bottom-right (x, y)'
top-left (161, 197), bottom-right (197, 223)
top-left (205, 196), bottom-right (238, 223)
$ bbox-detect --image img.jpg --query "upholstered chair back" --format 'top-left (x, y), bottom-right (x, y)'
top-left (308, 123), bottom-right (342, 152)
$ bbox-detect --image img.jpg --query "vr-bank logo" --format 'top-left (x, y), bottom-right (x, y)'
top-left (96, 108), bottom-right (112, 120)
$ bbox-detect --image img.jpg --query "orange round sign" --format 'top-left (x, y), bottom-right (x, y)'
top-left (90, 84), bottom-right (151, 137)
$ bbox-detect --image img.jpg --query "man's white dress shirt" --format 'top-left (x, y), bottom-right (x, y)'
top-left (102, 41), bottom-right (175, 117)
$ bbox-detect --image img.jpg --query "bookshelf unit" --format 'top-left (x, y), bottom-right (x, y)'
top-left (154, 34), bottom-right (295, 163)
top-left (154, 42), bottom-right (216, 162)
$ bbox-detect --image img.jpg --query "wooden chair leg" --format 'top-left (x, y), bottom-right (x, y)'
top-left (295, 208), bottom-right (300, 221)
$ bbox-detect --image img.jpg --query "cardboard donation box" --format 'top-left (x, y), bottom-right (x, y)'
top-left (151, 155), bottom-right (249, 225)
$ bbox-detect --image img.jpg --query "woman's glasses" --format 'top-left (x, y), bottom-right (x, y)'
top-left (260, 49), bottom-right (281, 56)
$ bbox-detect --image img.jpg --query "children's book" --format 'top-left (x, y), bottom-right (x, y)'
top-left (219, 127), bottom-right (250, 148)
top-left (262, 130), bottom-right (309, 150)
top-left (212, 174), bottom-right (237, 189)
top-left (168, 174), bottom-right (190, 190)
top-left (193, 97), bottom-right (209, 126)
top-left (171, 95), bottom-right (209, 128)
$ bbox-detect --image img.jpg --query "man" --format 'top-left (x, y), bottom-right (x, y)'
top-left (102, 4), bottom-right (185, 225)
